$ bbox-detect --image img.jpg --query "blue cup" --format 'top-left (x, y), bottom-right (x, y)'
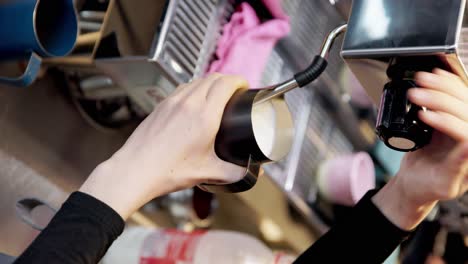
top-left (0, 0), bottom-right (78, 86)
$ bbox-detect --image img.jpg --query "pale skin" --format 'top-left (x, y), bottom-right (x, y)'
top-left (80, 69), bottom-right (468, 232)
top-left (373, 69), bottom-right (468, 230)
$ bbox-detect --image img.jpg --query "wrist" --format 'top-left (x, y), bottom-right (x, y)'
top-left (79, 159), bottom-right (139, 221)
top-left (372, 177), bottom-right (436, 231)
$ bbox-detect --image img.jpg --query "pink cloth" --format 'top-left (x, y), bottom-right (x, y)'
top-left (207, 2), bottom-right (290, 87)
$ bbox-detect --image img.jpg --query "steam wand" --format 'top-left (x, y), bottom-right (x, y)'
top-left (254, 24), bottom-right (348, 105)
top-left (199, 24), bottom-right (349, 194)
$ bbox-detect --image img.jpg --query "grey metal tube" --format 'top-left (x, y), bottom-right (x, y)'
top-left (254, 78), bottom-right (299, 105)
top-left (319, 24), bottom-right (348, 59)
top-left (254, 24), bottom-right (348, 105)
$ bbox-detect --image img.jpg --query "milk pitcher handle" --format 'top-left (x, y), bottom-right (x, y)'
top-left (0, 53), bottom-right (42, 87)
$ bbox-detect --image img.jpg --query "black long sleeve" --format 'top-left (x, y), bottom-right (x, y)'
top-left (15, 190), bottom-right (411, 264)
top-left (294, 190), bottom-right (412, 264)
top-left (14, 192), bottom-right (124, 264)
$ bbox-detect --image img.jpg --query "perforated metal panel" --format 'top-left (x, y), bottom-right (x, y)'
top-left (151, 0), bottom-right (235, 83)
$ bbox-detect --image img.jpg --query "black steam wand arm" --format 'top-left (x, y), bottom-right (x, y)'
top-left (254, 24), bottom-right (348, 105)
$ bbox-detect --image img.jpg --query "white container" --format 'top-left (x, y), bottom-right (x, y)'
top-left (102, 227), bottom-right (294, 264)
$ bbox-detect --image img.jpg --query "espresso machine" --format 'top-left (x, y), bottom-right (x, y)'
top-left (201, 0), bottom-right (468, 193)
top-left (342, 0), bottom-right (468, 152)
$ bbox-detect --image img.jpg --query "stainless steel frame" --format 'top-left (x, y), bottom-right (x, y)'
top-left (342, 0), bottom-right (468, 104)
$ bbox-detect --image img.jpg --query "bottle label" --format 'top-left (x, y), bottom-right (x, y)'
top-left (274, 252), bottom-right (296, 264)
top-left (140, 229), bottom-right (206, 264)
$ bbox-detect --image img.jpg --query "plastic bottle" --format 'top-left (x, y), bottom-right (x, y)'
top-left (102, 226), bottom-right (294, 264)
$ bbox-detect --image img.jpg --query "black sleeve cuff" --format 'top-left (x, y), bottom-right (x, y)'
top-left (64, 192), bottom-right (125, 238)
top-left (358, 190), bottom-right (413, 232)
top-left (354, 189), bottom-right (413, 239)
top-left (14, 192), bottom-right (126, 264)
top-left (294, 189), bottom-right (413, 264)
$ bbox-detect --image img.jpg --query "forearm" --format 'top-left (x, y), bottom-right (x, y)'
top-left (79, 154), bottom-right (188, 221)
top-left (79, 155), bottom-right (171, 221)
top-left (14, 192), bottom-right (124, 264)
top-left (79, 159), bottom-right (141, 221)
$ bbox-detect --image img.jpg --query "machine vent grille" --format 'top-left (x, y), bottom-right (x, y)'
top-left (152, 0), bottom-right (235, 84)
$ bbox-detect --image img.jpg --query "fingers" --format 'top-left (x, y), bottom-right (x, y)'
top-left (408, 88), bottom-right (468, 122)
top-left (173, 74), bottom-right (246, 108)
top-left (411, 68), bottom-right (468, 142)
top-left (190, 153), bottom-right (246, 185)
top-left (188, 74), bottom-right (224, 99)
top-left (418, 110), bottom-right (468, 142)
top-left (209, 157), bottom-right (246, 184)
top-left (174, 73), bottom-right (224, 101)
top-left (206, 75), bottom-right (249, 104)
top-left (414, 70), bottom-right (468, 103)
top-left (433, 68), bottom-right (458, 79)
top-left (205, 75), bottom-right (249, 120)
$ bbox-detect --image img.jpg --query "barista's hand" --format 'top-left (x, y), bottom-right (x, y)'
top-left (373, 69), bottom-right (468, 230)
top-left (80, 74), bottom-right (248, 220)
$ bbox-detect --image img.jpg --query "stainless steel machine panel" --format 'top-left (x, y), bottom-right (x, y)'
top-left (342, 0), bottom-right (468, 104)
top-left (150, 0), bottom-right (234, 83)
top-left (96, 0), bottom-right (235, 114)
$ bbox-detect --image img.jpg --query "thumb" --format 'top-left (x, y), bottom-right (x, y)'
top-left (431, 142), bottom-right (468, 201)
top-left (456, 143), bottom-right (468, 192)
top-left (445, 142), bottom-right (468, 176)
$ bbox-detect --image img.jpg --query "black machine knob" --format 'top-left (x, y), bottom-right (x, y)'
top-left (375, 56), bottom-right (450, 152)
top-left (376, 80), bottom-right (433, 152)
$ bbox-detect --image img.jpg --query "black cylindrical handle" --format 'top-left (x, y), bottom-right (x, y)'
top-left (294, 56), bottom-right (328, 87)
top-left (376, 80), bottom-right (433, 152)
